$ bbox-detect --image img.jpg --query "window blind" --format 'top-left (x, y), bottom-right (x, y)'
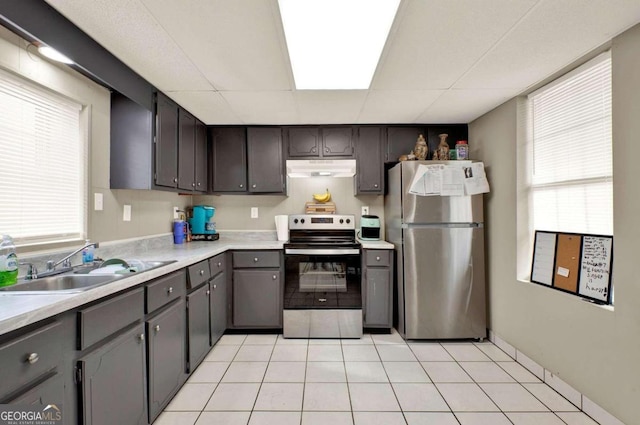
top-left (0, 69), bottom-right (85, 244)
top-left (529, 51), bottom-right (612, 235)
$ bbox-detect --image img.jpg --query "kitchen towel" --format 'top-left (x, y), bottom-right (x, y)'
top-left (275, 215), bottom-right (289, 241)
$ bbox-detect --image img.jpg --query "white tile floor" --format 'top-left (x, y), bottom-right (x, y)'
top-left (156, 330), bottom-right (601, 425)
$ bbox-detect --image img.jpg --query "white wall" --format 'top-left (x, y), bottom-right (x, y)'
top-left (0, 26), bottom-right (191, 252)
top-left (469, 23), bottom-right (640, 425)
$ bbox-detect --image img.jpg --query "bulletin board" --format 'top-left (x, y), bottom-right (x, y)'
top-left (530, 231), bottom-right (613, 305)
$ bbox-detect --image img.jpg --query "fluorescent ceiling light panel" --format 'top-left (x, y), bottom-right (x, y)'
top-left (279, 0), bottom-right (400, 90)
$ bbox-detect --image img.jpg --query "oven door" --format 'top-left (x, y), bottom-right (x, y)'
top-left (284, 249), bottom-right (361, 309)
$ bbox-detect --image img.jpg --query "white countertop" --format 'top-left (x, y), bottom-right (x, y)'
top-left (0, 234), bottom-right (394, 336)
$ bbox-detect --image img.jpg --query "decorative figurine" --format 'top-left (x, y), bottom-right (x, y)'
top-left (433, 133), bottom-right (450, 160)
top-left (413, 134), bottom-right (428, 160)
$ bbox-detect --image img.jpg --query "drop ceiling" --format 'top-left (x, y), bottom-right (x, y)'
top-left (44, 0), bottom-right (640, 125)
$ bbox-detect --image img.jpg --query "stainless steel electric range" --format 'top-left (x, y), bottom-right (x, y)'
top-left (283, 214), bottom-right (363, 338)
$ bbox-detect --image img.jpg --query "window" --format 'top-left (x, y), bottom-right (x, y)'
top-left (528, 51), bottom-right (613, 236)
top-left (0, 69), bottom-right (85, 245)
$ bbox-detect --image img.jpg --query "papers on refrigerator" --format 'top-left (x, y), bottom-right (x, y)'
top-left (408, 162), bottom-right (490, 196)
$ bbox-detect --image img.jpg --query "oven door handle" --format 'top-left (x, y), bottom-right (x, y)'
top-left (285, 248), bottom-right (361, 255)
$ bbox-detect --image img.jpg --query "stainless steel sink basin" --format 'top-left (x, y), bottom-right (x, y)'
top-left (73, 259), bottom-right (176, 275)
top-left (0, 274), bottom-right (127, 294)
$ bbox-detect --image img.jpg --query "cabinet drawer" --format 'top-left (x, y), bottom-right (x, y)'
top-left (5, 373), bottom-right (63, 405)
top-left (147, 270), bottom-right (186, 313)
top-left (0, 321), bottom-right (62, 399)
top-left (78, 288), bottom-right (144, 350)
top-left (188, 260), bottom-right (211, 289)
top-left (365, 250), bottom-right (392, 267)
top-left (233, 251), bottom-right (280, 268)
top-left (209, 253), bottom-right (226, 277)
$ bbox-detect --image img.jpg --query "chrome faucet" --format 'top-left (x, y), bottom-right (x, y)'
top-left (42, 241), bottom-right (100, 277)
top-left (19, 262), bottom-right (38, 280)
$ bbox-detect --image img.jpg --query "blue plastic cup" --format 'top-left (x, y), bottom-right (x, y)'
top-left (173, 220), bottom-right (185, 244)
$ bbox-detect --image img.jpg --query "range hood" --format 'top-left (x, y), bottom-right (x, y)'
top-left (286, 159), bottom-right (356, 178)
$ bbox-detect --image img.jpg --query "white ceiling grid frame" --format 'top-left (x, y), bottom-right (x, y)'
top-left (141, 0), bottom-right (294, 91)
top-left (220, 91), bottom-right (298, 124)
top-left (47, 0), bottom-right (214, 92)
top-left (454, 0), bottom-right (640, 90)
top-left (294, 90), bottom-right (368, 124)
top-left (417, 88), bottom-right (517, 123)
top-left (357, 89), bottom-right (444, 123)
top-left (165, 90), bottom-right (243, 124)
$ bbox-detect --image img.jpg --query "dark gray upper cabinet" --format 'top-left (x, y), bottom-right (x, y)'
top-left (247, 127), bottom-right (285, 193)
top-left (287, 127), bottom-right (320, 157)
top-left (355, 126), bottom-right (385, 194)
top-left (211, 127), bottom-right (248, 192)
top-left (286, 126), bottom-right (353, 158)
top-left (386, 126), bottom-right (426, 162)
top-left (178, 109), bottom-right (196, 191)
top-left (78, 324), bottom-right (147, 425)
top-left (155, 92), bottom-right (179, 188)
top-left (195, 121), bottom-right (208, 192)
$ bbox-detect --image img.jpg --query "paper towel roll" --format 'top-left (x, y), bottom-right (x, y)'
top-left (275, 215), bottom-right (289, 241)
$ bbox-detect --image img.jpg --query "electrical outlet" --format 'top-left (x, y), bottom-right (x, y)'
top-left (173, 206), bottom-right (180, 219)
top-left (94, 193), bottom-right (103, 211)
top-left (251, 207), bottom-right (259, 219)
top-left (361, 206), bottom-right (369, 216)
top-left (123, 205), bottom-right (132, 221)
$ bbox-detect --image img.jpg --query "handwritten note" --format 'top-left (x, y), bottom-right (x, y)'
top-left (531, 232), bottom-right (557, 286)
top-left (578, 236), bottom-right (613, 302)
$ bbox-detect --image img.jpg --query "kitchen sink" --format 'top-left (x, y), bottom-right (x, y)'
top-left (0, 274), bottom-right (127, 294)
top-left (0, 260), bottom-right (176, 294)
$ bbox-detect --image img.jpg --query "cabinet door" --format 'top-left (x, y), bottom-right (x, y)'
top-left (155, 93), bottom-right (179, 188)
top-left (211, 127), bottom-right (247, 192)
top-left (247, 127), bottom-right (284, 193)
top-left (210, 272), bottom-right (227, 344)
top-left (195, 120), bottom-right (208, 192)
top-left (187, 285), bottom-right (210, 372)
top-left (147, 301), bottom-right (186, 422)
top-left (178, 109), bottom-right (196, 191)
top-left (287, 127), bottom-right (320, 157)
top-left (386, 127), bottom-right (425, 162)
top-left (363, 267), bottom-right (392, 328)
top-left (355, 126), bottom-right (384, 194)
top-left (233, 270), bottom-right (281, 328)
top-left (322, 127), bottom-right (353, 157)
top-left (78, 324), bottom-right (147, 425)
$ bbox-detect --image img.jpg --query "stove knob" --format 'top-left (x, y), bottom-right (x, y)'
top-left (339, 219), bottom-right (344, 224)
top-left (301, 219), bottom-right (305, 224)
top-left (346, 219), bottom-right (351, 224)
top-left (294, 219), bottom-right (299, 224)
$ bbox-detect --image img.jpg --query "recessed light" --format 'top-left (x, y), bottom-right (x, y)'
top-left (278, 0), bottom-right (400, 90)
top-left (38, 45), bottom-right (74, 64)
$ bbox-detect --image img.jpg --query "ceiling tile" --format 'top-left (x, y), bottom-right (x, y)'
top-left (372, 0), bottom-right (538, 90)
top-left (164, 91), bottom-right (242, 124)
top-left (141, 0), bottom-right (293, 91)
top-left (221, 91), bottom-right (297, 124)
top-left (416, 89), bottom-right (517, 123)
top-left (46, 0), bottom-right (214, 91)
top-left (357, 90), bottom-right (444, 123)
top-left (294, 90), bottom-right (368, 124)
top-left (455, 0), bottom-right (640, 90)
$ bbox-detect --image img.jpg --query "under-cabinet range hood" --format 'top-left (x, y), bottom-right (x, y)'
top-left (286, 159), bottom-right (356, 178)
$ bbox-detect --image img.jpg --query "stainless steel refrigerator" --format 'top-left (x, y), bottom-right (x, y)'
top-left (384, 161), bottom-right (486, 340)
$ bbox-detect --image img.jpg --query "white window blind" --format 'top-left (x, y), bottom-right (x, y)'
top-left (0, 69), bottom-right (85, 244)
top-left (529, 51), bottom-right (612, 235)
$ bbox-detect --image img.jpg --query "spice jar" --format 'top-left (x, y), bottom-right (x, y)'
top-left (455, 140), bottom-right (468, 160)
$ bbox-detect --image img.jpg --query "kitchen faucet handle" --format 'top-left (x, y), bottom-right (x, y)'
top-left (19, 262), bottom-right (38, 280)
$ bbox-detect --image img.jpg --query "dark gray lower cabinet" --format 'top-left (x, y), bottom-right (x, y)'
top-left (362, 249), bottom-right (394, 329)
top-left (187, 285), bottom-right (210, 373)
top-left (147, 300), bottom-right (186, 422)
top-left (233, 270), bottom-right (282, 328)
top-left (210, 272), bottom-right (227, 344)
top-left (7, 374), bottom-right (63, 405)
top-left (77, 323), bottom-right (147, 425)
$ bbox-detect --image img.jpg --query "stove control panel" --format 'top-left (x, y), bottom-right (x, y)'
top-left (289, 214), bottom-right (355, 230)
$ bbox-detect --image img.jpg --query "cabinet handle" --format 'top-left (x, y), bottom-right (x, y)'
top-left (374, 184), bottom-right (379, 188)
top-left (200, 269), bottom-right (205, 276)
top-left (197, 182), bottom-right (201, 187)
top-left (213, 284), bottom-right (217, 289)
top-left (217, 262), bottom-right (222, 267)
top-left (138, 334), bottom-right (145, 342)
top-left (239, 184), bottom-right (244, 188)
top-left (173, 178), bottom-right (178, 183)
top-left (254, 257), bottom-right (259, 262)
top-left (325, 148), bottom-right (329, 153)
top-left (26, 353), bottom-right (39, 364)
top-left (154, 325), bottom-right (160, 332)
top-left (192, 182), bottom-right (196, 187)
top-left (272, 275), bottom-right (277, 280)
top-left (206, 290), bottom-right (211, 295)
top-left (376, 256), bottom-right (381, 261)
top-left (167, 287), bottom-right (173, 294)
top-left (252, 184), bottom-right (256, 188)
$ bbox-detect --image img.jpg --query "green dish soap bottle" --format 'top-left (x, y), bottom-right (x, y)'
top-left (0, 235), bottom-right (18, 287)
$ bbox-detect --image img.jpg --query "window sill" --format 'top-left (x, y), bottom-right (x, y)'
top-left (517, 279), bottom-right (614, 311)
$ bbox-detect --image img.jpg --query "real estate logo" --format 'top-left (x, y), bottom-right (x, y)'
top-left (0, 404), bottom-right (62, 425)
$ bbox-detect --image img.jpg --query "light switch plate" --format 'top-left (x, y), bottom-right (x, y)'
top-left (123, 205), bottom-right (132, 221)
top-left (94, 193), bottom-right (103, 211)
top-left (173, 206), bottom-right (180, 219)
top-left (251, 207), bottom-right (259, 218)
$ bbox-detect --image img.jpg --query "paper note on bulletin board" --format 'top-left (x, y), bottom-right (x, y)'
top-left (578, 236), bottom-right (613, 303)
top-left (531, 232), bottom-right (557, 286)
top-left (554, 234), bottom-right (582, 293)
